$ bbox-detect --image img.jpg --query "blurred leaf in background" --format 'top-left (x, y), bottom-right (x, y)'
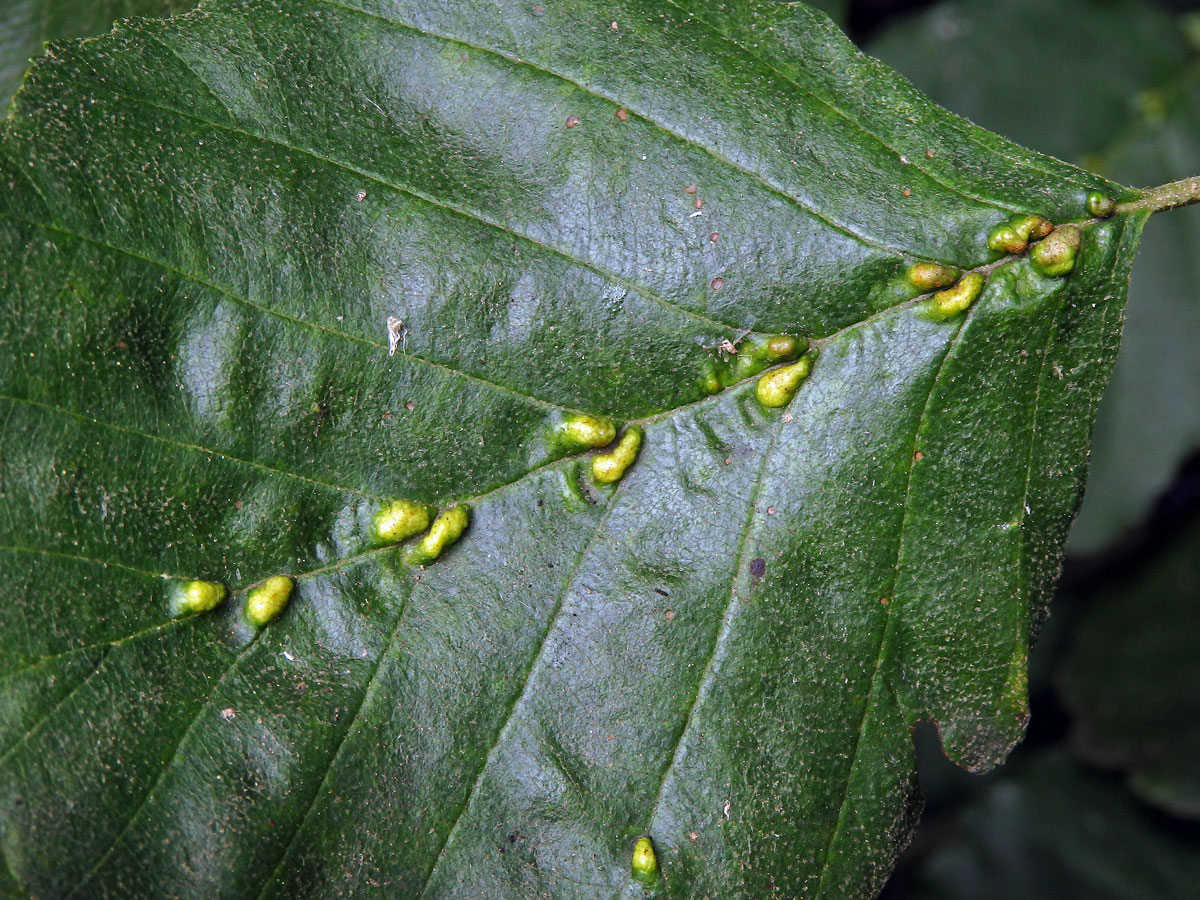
top-left (1059, 513), bottom-right (1200, 819)
top-left (889, 752), bottom-right (1200, 900)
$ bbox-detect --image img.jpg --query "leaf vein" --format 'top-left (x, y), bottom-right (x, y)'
top-left (0, 646), bottom-right (111, 769)
top-left (810, 301), bottom-right (975, 898)
top-left (637, 402), bottom-right (787, 897)
top-left (62, 631), bottom-right (265, 900)
top-left (315, 0), bottom-right (924, 263)
top-left (250, 578), bottom-right (419, 900)
top-left (660, 0), bottom-right (1027, 218)
top-left (46, 69), bottom-right (748, 337)
top-left (0, 391), bottom-right (387, 500)
top-left (416, 481), bottom-right (629, 897)
top-left (0, 212), bottom-right (590, 417)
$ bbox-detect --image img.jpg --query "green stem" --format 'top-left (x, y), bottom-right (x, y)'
top-left (1118, 176), bottom-right (1200, 215)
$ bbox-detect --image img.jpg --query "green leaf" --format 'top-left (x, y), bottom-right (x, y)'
top-left (897, 752), bottom-right (1200, 900)
top-left (1058, 515), bottom-right (1200, 819)
top-left (0, 0), bottom-right (196, 110)
top-left (0, 1), bottom-right (1150, 897)
top-left (869, 0), bottom-right (1200, 552)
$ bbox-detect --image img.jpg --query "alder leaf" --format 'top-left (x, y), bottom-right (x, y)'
top-left (0, 2), bottom-right (1149, 897)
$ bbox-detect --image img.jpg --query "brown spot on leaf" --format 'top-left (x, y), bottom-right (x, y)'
top-left (565, 115), bottom-right (580, 128)
top-left (913, 450), bottom-right (924, 461)
top-left (694, 197), bottom-right (704, 209)
top-left (901, 187), bottom-right (912, 197)
top-left (616, 108), bottom-right (628, 121)
top-left (684, 184), bottom-right (698, 194)
top-left (709, 231), bottom-right (719, 242)
top-left (710, 276), bottom-right (724, 291)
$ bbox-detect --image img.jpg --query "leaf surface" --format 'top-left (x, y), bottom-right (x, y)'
top-left (0, 2), bottom-right (1146, 897)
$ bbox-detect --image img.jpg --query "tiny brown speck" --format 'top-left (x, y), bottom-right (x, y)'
top-left (925, 148), bottom-right (935, 158)
top-left (901, 187), bottom-right (912, 197)
top-left (694, 197), bottom-right (704, 209)
top-left (616, 108), bottom-right (628, 121)
top-left (405, 401), bottom-right (415, 411)
top-left (234, 500), bottom-right (243, 510)
top-left (710, 232), bottom-right (719, 242)
top-left (565, 115), bottom-right (580, 128)
top-left (710, 276), bottom-right (724, 291)
top-left (724, 456), bottom-right (732, 465)
top-left (684, 184), bottom-right (698, 194)
top-left (688, 832), bottom-right (699, 843)
top-left (880, 597), bottom-right (889, 606)
top-left (664, 609), bottom-right (675, 620)
top-left (767, 506), bottom-right (776, 515)
top-left (913, 450), bottom-right (924, 461)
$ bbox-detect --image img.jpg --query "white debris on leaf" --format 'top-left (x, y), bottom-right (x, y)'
top-left (387, 316), bottom-right (405, 356)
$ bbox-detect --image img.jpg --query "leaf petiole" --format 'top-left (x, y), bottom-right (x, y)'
top-left (1118, 176), bottom-right (1200, 215)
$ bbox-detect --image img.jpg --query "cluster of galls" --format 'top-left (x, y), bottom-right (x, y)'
top-left (907, 191), bottom-right (1116, 324)
top-left (554, 413), bottom-right (643, 485)
top-left (987, 212), bottom-right (1084, 278)
top-left (696, 332), bottom-right (819, 411)
top-left (169, 501), bottom-right (472, 627)
top-left (169, 573), bottom-right (295, 628)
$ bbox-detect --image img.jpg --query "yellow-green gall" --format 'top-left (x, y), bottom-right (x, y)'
top-left (631, 836), bottom-right (659, 883)
top-left (245, 575), bottom-right (294, 627)
top-left (700, 363), bottom-right (722, 395)
top-left (556, 413), bottom-right (617, 451)
top-left (1086, 192), bottom-right (1116, 218)
top-left (1029, 224), bottom-right (1082, 277)
top-left (906, 262), bottom-right (961, 291)
top-left (762, 334), bottom-right (804, 362)
top-left (924, 272), bottom-right (984, 321)
top-left (171, 579), bottom-right (227, 616)
top-left (1013, 215), bottom-right (1053, 242)
top-left (987, 223), bottom-right (1027, 254)
top-left (592, 426), bottom-right (643, 484)
top-left (405, 505), bottom-right (470, 565)
top-left (756, 352), bottom-right (816, 408)
top-left (371, 499), bottom-right (433, 546)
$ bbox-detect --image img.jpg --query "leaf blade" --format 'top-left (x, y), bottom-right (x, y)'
top-left (0, 2), bottom-right (1147, 897)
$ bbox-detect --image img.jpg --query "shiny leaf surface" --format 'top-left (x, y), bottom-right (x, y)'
top-left (0, 1), bottom-right (1148, 897)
